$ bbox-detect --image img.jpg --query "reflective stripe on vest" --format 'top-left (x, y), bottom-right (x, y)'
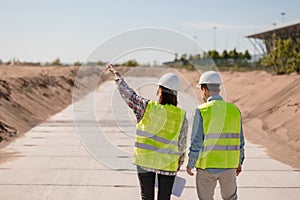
top-left (195, 100), bottom-right (241, 169)
top-left (135, 142), bottom-right (181, 155)
top-left (204, 133), bottom-right (240, 139)
top-left (202, 145), bottom-right (240, 152)
top-left (134, 101), bottom-right (185, 172)
top-left (136, 129), bottom-right (178, 146)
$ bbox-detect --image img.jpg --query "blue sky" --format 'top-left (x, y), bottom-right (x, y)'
top-left (1, 0), bottom-right (300, 64)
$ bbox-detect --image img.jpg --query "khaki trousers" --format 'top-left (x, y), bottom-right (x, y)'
top-left (196, 169), bottom-right (237, 200)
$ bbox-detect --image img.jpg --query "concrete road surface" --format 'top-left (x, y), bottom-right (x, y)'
top-left (0, 78), bottom-right (300, 200)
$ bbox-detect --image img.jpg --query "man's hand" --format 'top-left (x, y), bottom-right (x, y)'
top-left (186, 166), bottom-right (194, 176)
top-left (236, 165), bottom-right (242, 176)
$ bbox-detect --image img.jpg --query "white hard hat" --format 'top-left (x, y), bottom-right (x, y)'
top-left (198, 71), bottom-right (222, 85)
top-left (157, 73), bottom-right (179, 91)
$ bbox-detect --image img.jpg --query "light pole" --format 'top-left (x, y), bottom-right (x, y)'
top-left (281, 12), bottom-right (286, 23)
top-left (272, 22), bottom-right (277, 30)
top-left (193, 35), bottom-right (198, 53)
top-left (213, 26), bottom-right (217, 51)
top-left (193, 35), bottom-right (198, 41)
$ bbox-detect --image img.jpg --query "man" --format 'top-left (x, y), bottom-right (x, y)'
top-left (186, 71), bottom-right (245, 200)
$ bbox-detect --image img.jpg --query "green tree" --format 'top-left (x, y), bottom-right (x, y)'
top-left (193, 54), bottom-right (201, 60)
top-left (5, 60), bottom-right (11, 65)
top-left (228, 48), bottom-right (238, 59)
top-left (208, 50), bottom-right (220, 59)
top-left (237, 52), bottom-right (243, 59)
top-left (122, 59), bottom-right (139, 67)
top-left (202, 52), bottom-right (210, 59)
top-left (243, 50), bottom-right (251, 60)
top-left (181, 54), bottom-right (187, 60)
top-left (74, 61), bottom-right (81, 66)
top-left (221, 50), bottom-right (229, 59)
top-left (261, 37), bottom-right (300, 74)
top-left (96, 60), bottom-right (104, 65)
top-left (51, 58), bottom-right (61, 65)
top-left (187, 54), bottom-right (201, 60)
top-left (0, 59), bottom-right (2, 65)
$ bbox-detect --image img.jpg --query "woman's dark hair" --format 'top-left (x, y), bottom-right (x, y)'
top-left (200, 84), bottom-right (220, 92)
top-left (157, 86), bottom-right (177, 106)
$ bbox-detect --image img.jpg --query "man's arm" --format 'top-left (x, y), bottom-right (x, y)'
top-left (237, 120), bottom-right (245, 176)
top-left (186, 109), bottom-right (204, 176)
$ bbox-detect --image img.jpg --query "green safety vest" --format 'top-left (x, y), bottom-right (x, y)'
top-left (134, 101), bottom-right (185, 172)
top-left (195, 100), bottom-right (241, 169)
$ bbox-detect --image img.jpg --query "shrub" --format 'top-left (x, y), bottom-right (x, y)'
top-left (74, 61), bottom-right (81, 66)
top-left (51, 58), bottom-right (61, 66)
top-left (261, 36), bottom-right (300, 74)
top-left (122, 59), bottom-right (139, 67)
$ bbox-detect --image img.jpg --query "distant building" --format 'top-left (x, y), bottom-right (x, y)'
top-left (246, 19), bottom-right (300, 54)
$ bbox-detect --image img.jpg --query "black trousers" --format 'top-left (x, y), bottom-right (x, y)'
top-left (137, 166), bottom-right (175, 200)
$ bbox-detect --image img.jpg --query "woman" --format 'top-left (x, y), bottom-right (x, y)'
top-left (107, 64), bottom-right (188, 200)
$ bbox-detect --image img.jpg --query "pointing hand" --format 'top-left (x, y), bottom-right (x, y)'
top-left (106, 64), bottom-right (121, 78)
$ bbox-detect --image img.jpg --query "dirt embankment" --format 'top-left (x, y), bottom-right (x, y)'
top-left (0, 65), bottom-right (104, 148)
top-left (0, 66), bottom-right (299, 169)
top-left (221, 71), bottom-right (300, 169)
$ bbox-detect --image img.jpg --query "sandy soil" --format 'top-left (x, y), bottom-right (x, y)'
top-left (221, 71), bottom-right (300, 169)
top-left (0, 65), bottom-right (75, 147)
top-left (0, 65), bottom-right (299, 169)
top-left (0, 65), bottom-right (104, 149)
